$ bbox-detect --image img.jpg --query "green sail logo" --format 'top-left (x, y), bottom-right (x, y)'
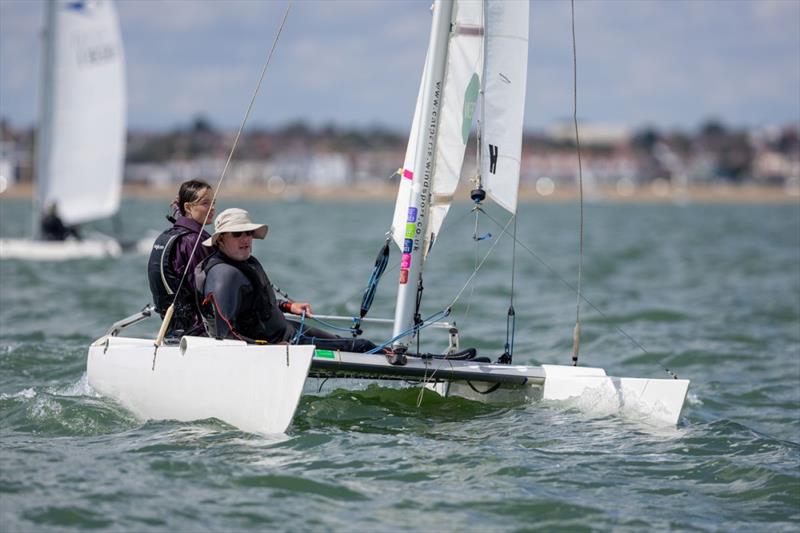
top-left (462, 73), bottom-right (480, 144)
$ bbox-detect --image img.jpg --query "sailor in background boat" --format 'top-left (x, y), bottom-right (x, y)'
top-left (195, 208), bottom-right (384, 353)
top-left (40, 202), bottom-right (81, 241)
top-left (147, 180), bottom-right (216, 339)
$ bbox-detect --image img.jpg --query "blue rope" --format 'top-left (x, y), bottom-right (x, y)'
top-left (365, 308), bottom-right (450, 354)
top-left (308, 316), bottom-right (357, 333)
top-left (290, 311), bottom-right (306, 345)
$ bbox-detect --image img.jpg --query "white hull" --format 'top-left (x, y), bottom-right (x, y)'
top-left (0, 235), bottom-right (155, 261)
top-left (87, 336), bottom-right (314, 435)
top-left (0, 237), bottom-right (122, 260)
top-left (309, 349), bottom-right (689, 426)
top-left (433, 365), bottom-right (689, 426)
top-left (86, 333), bottom-right (688, 432)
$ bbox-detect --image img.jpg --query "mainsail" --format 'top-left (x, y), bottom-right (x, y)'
top-left (390, 0), bottom-right (529, 348)
top-left (391, 0), bottom-right (485, 258)
top-left (391, 0), bottom-right (528, 254)
top-left (36, 0), bottom-right (126, 227)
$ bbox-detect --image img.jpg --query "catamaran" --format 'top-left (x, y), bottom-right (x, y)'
top-left (0, 0), bottom-right (139, 260)
top-left (86, 0), bottom-right (689, 435)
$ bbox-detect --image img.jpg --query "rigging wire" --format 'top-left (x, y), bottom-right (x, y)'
top-left (476, 209), bottom-right (679, 379)
top-left (498, 213), bottom-right (518, 364)
top-left (570, 0), bottom-right (585, 367)
top-left (448, 213), bottom-right (515, 310)
top-left (154, 0), bottom-right (294, 346)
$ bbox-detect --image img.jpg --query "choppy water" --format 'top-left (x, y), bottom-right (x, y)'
top-left (1, 197), bottom-right (799, 531)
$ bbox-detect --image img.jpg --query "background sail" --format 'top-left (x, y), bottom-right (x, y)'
top-left (481, 0), bottom-right (529, 214)
top-left (392, 0), bottom-right (484, 257)
top-left (36, 0), bottom-right (126, 226)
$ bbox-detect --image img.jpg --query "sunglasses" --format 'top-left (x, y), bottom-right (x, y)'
top-left (230, 230), bottom-right (254, 238)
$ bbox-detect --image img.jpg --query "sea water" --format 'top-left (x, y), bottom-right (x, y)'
top-left (1, 197), bottom-right (798, 531)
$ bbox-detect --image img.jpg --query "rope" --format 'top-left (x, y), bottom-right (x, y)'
top-left (365, 309), bottom-right (450, 354)
top-left (570, 0), bottom-right (585, 367)
top-left (499, 214), bottom-right (518, 364)
top-left (290, 310), bottom-right (307, 345)
top-left (462, 206), bottom-right (482, 321)
top-left (477, 209), bottom-right (679, 379)
top-left (447, 213), bottom-right (515, 309)
top-left (308, 316), bottom-right (360, 334)
top-left (363, 213), bottom-right (513, 359)
top-left (157, 0), bottom-right (294, 344)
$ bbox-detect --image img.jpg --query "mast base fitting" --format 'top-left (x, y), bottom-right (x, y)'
top-left (387, 352), bottom-right (408, 366)
top-left (470, 188), bottom-right (486, 203)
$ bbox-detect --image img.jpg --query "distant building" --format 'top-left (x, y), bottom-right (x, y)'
top-left (547, 122), bottom-right (631, 146)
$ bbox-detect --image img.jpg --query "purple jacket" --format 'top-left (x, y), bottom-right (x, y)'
top-left (170, 216), bottom-right (213, 300)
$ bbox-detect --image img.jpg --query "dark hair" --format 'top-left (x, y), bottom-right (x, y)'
top-left (175, 179), bottom-right (212, 216)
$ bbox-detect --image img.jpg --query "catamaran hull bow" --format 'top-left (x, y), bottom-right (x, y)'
top-left (87, 336), bottom-right (313, 434)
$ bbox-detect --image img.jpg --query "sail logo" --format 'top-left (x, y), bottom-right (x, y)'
top-left (462, 74), bottom-right (480, 144)
top-left (489, 144), bottom-right (499, 174)
top-left (75, 42), bottom-right (117, 66)
top-left (65, 1), bottom-right (103, 15)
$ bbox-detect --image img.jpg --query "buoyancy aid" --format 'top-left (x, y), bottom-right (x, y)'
top-left (195, 252), bottom-right (292, 343)
top-left (147, 225), bottom-right (197, 333)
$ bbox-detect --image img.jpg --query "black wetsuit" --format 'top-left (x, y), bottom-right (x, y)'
top-left (41, 214), bottom-right (80, 241)
top-left (196, 251), bottom-right (379, 353)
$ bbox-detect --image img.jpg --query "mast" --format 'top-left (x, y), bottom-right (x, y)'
top-left (33, 0), bottom-right (57, 239)
top-left (391, 0), bottom-right (454, 351)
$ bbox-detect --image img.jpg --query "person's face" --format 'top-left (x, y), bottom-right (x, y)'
top-left (217, 230), bottom-right (254, 261)
top-left (185, 188), bottom-right (216, 225)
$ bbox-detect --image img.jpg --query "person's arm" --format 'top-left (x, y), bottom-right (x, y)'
top-left (203, 264), bottom-right (250, 341)
top-left (279, 300), bottom-right (313, 317)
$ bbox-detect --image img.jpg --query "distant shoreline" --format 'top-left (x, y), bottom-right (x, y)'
top-left (2, 181), bottom-right (798, 204)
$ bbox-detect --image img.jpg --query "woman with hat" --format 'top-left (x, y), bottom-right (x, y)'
top-left (195, 208), bottom-right (382, 353)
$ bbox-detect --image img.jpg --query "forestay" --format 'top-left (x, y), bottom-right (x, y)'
top-left (36, 0), bottom-right (126, 226)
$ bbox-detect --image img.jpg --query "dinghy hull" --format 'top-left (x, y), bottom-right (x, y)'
top-left (87, 336), bottom-right (313, 434)
top-left (1, 238), bottom-right (122, 260)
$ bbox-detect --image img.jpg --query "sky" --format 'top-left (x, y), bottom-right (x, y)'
top-left (1, 0), bottom-right (798, 134)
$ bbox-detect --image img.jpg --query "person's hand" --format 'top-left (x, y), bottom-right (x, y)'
top-left (290, 302), bottom-right (313, 317)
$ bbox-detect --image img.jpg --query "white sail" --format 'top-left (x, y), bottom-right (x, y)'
top-left (480, 0), bottom-right (529, 214)
top-left (391, 0), bottom-right (485, 258)
top-left (36, 0), bottom-right (126, 226)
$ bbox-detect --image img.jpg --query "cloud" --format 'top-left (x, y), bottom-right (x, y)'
top-left (1, 0), bottom-right (798, 131)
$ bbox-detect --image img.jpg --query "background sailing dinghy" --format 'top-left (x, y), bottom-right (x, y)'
top-left (0, 0), bottom-right (146, 261)
top-left (86, 0), bottom-right (689, 433)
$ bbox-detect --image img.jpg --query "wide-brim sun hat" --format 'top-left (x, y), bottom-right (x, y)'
top-left (202, 208), bottom-right (268, 246)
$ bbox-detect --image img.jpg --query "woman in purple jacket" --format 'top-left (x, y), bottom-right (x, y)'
top-left (147, 180), bottom-right (216, 338)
